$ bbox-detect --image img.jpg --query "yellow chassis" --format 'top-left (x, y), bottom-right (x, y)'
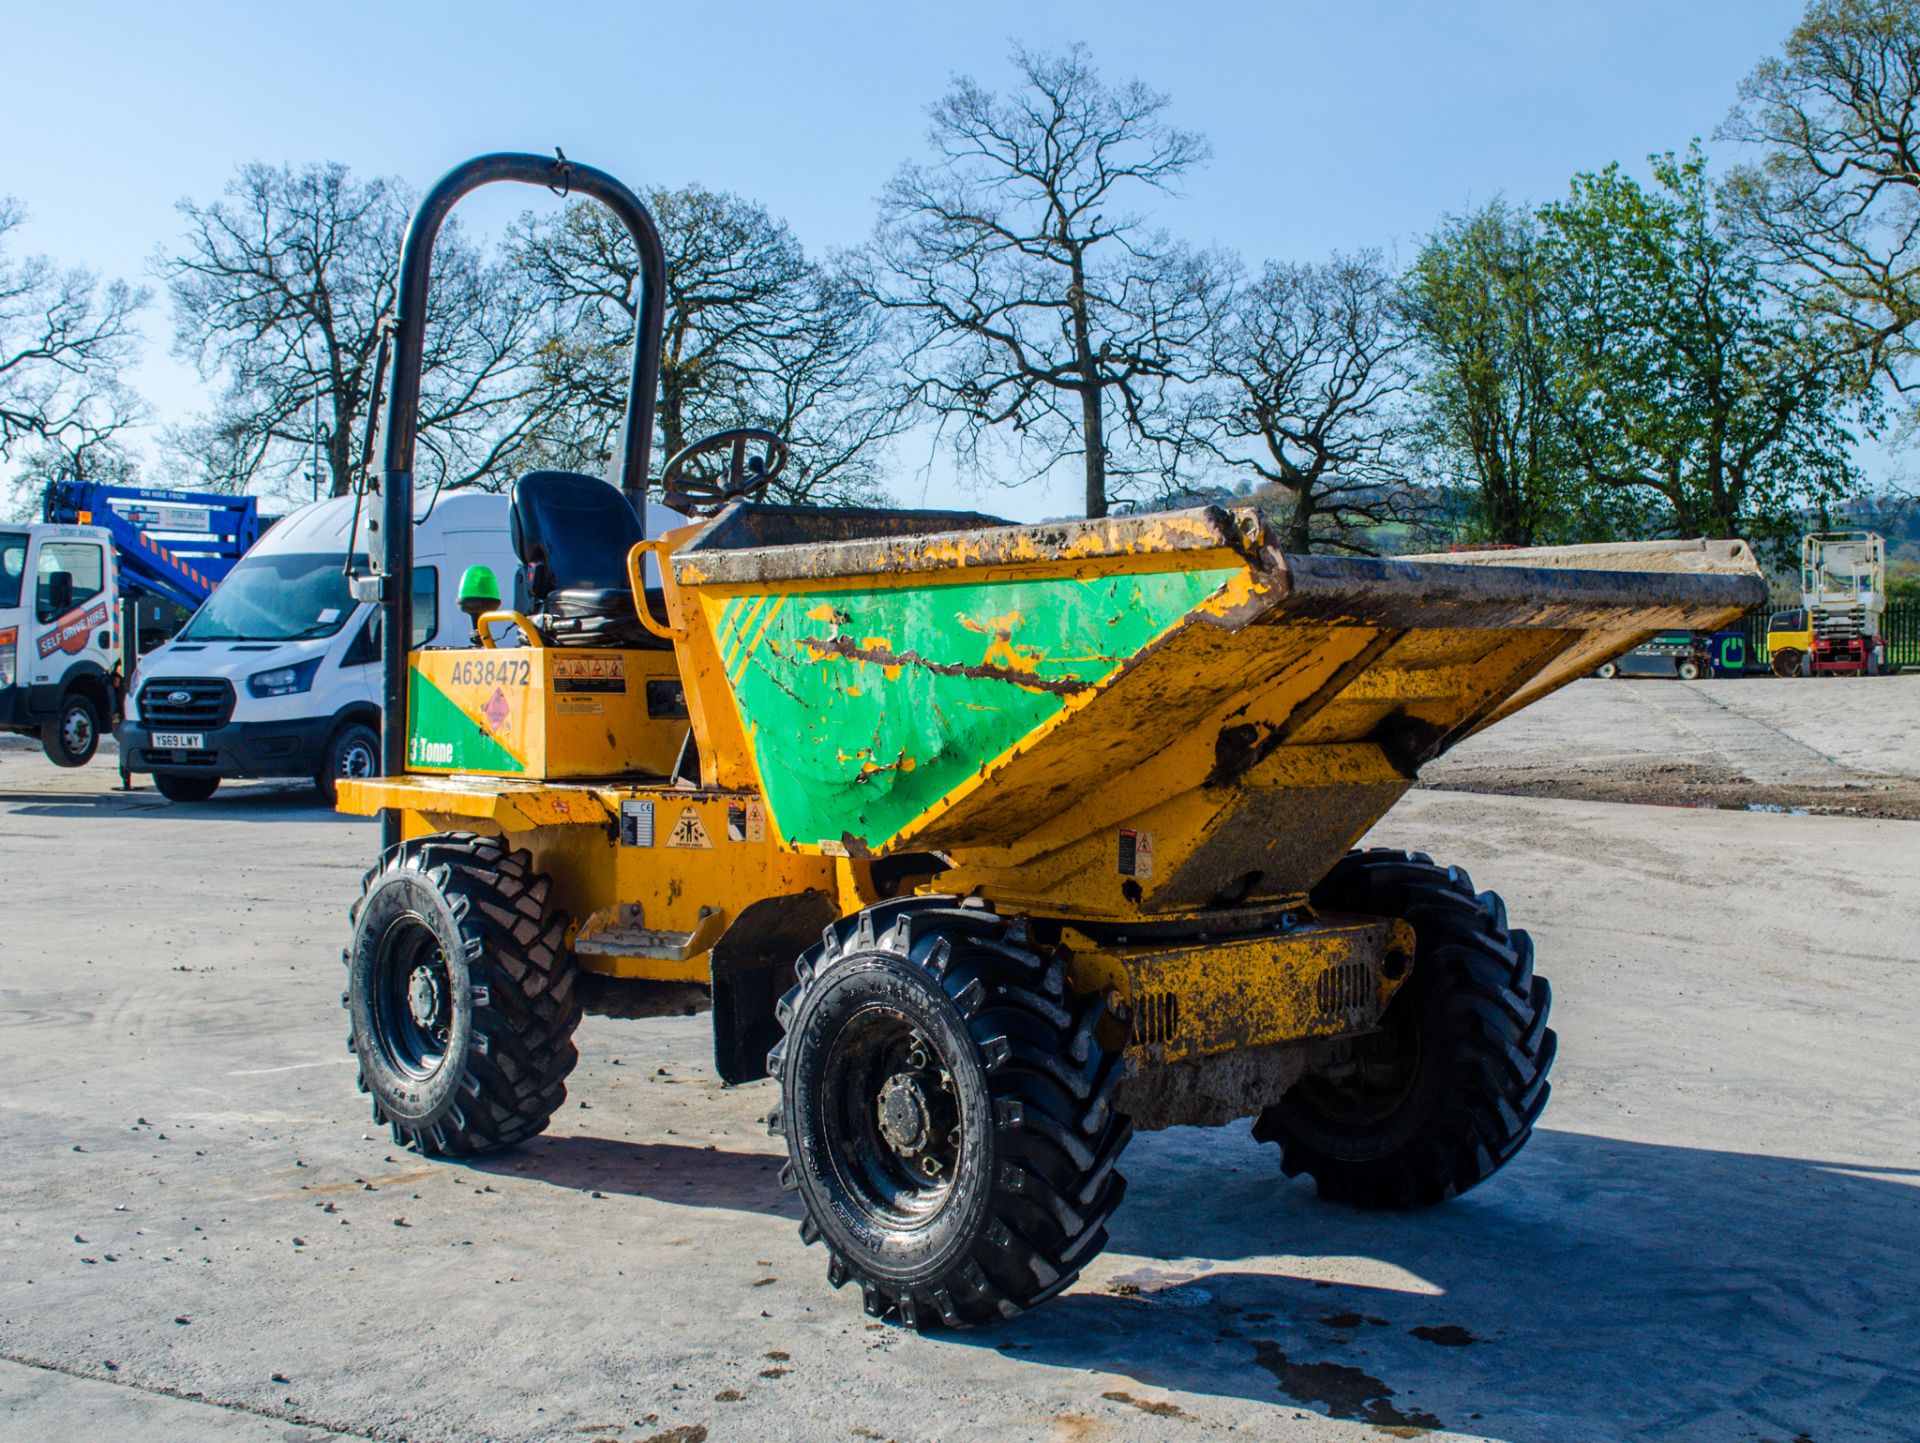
top-left (342, 770), bottom-right (1412, 1094)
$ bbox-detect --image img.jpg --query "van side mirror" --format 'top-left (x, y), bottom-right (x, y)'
top-left (41, 569), bottom-right (74, 621)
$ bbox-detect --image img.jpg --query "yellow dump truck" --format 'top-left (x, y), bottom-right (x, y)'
top-left (336, 154), bottom-right (1767, 1328)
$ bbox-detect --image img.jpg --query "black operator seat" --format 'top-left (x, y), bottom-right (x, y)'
top-left (508, 470), bottom-right (668, 649)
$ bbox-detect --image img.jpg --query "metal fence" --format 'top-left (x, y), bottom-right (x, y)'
top-left (1735, 600), bottom-right (1919, 671)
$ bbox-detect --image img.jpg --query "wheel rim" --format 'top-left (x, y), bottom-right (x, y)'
top-left (338, 736), bottom-right (376, 779)
top-left (820, 1005), bottom-right (962, 1229)
top-left (1291, 1000), bottom-right (1425, 1140)
top-left (370, 912), bottom-right (455, 1079)
top-left (62, 705), bottom-right (93, 755)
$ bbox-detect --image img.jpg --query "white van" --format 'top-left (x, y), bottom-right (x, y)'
top-left (119, 490), bottom-right (517, 803)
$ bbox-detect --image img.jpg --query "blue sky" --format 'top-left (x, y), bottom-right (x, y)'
top-left (4, 0), bottom-right (1813, 516)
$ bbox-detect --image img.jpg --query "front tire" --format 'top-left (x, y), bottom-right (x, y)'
top-left (315, 719), bottom-right (380, 803)
top-left (1677, 658), bottom-right (1703, 681)
top-left (154, 772), bottom-right (219, 803)
top-left (345, 832), bottom-right (580, 1155)
top-left (771, 898), bottom-right (1131, 1329)
top-left (42, 690), bottom-right (100, 767)
top-left (1771, 648), bottom-right (1805, 678)
top-left (1594, 661), bottom-right (1618, 680)
top-left (1254, 849), bottom-right (1556, 1208)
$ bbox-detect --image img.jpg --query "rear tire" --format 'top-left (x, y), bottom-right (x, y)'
top-left (1677, 659), bottom-right (1702, 681)
top-left (1771, 648), bottom-right (1805, 678)
top-left (771, 897), bottom-right (1131, 1329)
top-left (315, 719), bottom-right (379, 803)
top-left (154, 772), bottom-right (219, 803)
top-left (42, 690), bottom-right (100, 767)
top-left (345, 831), bottom-right (580, 1156)
top-left (1594, 661), bottom-right (1618, 680)
top-left (1254, 849), bottom-right (1555, 1208)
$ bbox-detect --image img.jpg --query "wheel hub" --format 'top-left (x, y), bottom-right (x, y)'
top-left (877, 1073), bottom-right (933, 1155)
top-left (407, 965), bottom-right (445, 1029)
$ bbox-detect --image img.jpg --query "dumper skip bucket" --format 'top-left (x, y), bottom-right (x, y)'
top-left (666, 505), bottom-right (1763, 915)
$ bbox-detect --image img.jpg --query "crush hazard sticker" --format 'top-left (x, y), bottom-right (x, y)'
top-left (37, 601), bottom-right (109, 659)
top-left (553, 655), bottom-right (627, 694)
top-left (1117, 828), bottom-right (1154, 879)
top-left (665, 805), bottom-right (713, 849)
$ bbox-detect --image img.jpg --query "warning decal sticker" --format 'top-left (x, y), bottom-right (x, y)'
top-left (553, 655), bottom-right (627, 694)
top-left (1117, 828), bottom-right (1154, 879)
top-left (665, 805), bottom-right (713, 850)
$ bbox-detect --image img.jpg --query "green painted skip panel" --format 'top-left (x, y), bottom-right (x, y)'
top-left (721, 566), bottom-right (1238, 849)
top-left (407, 668), bottom-right (525, 774)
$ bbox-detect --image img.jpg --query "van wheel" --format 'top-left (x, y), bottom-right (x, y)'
top-left (316, 720), bottom-right (380, 803)
top-left (42, 690), bottom-right (101, 767)
top-left (155, 773), bottom-right (220, 803)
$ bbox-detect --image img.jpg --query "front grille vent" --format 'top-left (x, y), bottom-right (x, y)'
top-left (139, 676), bottom-right (235, 728)
top-left (1315, 961), bottom-right (1373, 1017)
top-left (1130, 990), bottom-right (1180, 1046)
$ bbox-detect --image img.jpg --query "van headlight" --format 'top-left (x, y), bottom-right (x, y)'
top-left (247, 658), bottom-right (322, 697)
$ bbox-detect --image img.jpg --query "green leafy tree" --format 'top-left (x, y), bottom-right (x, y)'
top-left (1539, 148), bottom-right (1863, 548)
top-left (1404, 201), bottom-right (1578, 545)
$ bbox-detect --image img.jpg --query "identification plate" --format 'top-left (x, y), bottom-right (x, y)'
top-left (151, 732), bottom-right (205, 749)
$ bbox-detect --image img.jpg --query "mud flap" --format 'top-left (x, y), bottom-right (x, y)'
top-left (710, 890), bottom-right (838, 1084)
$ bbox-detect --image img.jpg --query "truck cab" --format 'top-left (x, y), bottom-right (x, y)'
top-left (0, 521), bottom-right (123, 766)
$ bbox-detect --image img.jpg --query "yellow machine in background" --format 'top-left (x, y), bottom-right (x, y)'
top-left (334, 152), bottom-right (1768, 1330)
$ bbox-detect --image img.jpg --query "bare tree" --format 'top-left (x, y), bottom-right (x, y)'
top-left (509, 187), bottom-right (898, 504)
top-left (161, 161), bottom-right (553, 500)
top-left (1202, 253), bottom-right (1415, 553)
top-left (1721, 0), bottom-right (1920, 412)
top-left (862, 45), bottom-right (1223, 518)
top-left (0, 198), bottom-right (147, 474)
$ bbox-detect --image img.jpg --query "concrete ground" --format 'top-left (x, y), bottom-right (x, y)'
top-left (1, 728), bottom-right (1917, 1443)
top-left (1426, 672), bottom-right (1920, 818)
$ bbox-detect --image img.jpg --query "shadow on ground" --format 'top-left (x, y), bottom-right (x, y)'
top-left (947, 1125), bottom-right (1920, 1442)
top-left (0, 782), bottom-right (359, 823)
top-left (467, 1135), bottom-right (800, 1217)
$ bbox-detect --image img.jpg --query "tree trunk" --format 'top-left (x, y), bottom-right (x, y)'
top-left (1079, 383), bottom-right (1107, 519)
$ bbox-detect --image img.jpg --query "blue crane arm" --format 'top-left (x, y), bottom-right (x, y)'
top-left (41, 481), bottom-right (264, 610)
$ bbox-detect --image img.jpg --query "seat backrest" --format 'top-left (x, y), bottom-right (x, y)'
top-left (510, 471), bottom-right (647, 602)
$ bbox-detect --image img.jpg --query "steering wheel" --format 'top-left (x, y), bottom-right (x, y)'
top-left (659, 427), bottom-right (789, 516)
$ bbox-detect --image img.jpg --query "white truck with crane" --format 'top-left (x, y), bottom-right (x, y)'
top-left (0, 480), bottom-right (260, 767)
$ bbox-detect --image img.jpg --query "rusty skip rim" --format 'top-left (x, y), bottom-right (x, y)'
top-left (670, 504), bottom-right (1258, 587)
top-left (669, 501), bottom-right (1765, 631)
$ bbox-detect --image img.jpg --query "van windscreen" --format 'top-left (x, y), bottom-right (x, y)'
top-left (182, 552), bottom-right (366, 642)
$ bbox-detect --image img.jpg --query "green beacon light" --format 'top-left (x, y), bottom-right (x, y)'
top-left (457, 564), bottom-right (502, 643)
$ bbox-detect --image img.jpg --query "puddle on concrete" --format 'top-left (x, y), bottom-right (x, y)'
top-left (1250, 1340), bottom-right (1441, 1435)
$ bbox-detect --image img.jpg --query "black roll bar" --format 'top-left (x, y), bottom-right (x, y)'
top-left (359, 151), bottom-right (667, 847)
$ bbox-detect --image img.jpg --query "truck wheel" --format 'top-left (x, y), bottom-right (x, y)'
top-left (1594, 661), bottom-right (1618, 679)
top-left (770, 898), bottom-right (1131, 1329)
top-left (345, 831), bottom-right (580, 1156)
top-left (315, 720), bottom-right (380, 803)
top-left (42, 690), bottom-right (100, 767)
top-left (1677, 659), bottom-right (1702, 681)
top-left (154, 773), bottom-right (220, 803)
top-left (1771, 649), bottom-right (1805, 678)
top-left (1255, 849), bottom-right (1555, 1208)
